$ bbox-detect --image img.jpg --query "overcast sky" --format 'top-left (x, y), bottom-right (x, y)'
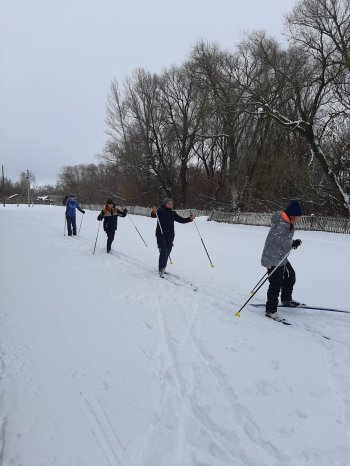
top-left (0, 0), bottom-right (297, 185)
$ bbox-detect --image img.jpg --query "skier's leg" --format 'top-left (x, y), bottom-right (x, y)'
top-left (166, 239), bottom-right (173, 265)
top-left (67, 216), bottom-right (73, 236)
top-left (157, 236), bottom-right (168, 271)
top-left (106, 230), bottom-right (114, 252)
top-left (72, 217), bottom-right (77, 235)
top-left (110, 230), bottom-right (115, 248)
top-left (266, 265), bottom-right (284, 313)
top-left (281, 261), bottom-right (296, 302)
top-left (106, 232), bottom-right (111, 252)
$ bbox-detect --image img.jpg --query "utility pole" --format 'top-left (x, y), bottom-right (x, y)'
top-left (2, 165), bottom-right (5, 207)
top-left (27, 169), bottom-right (30, 207)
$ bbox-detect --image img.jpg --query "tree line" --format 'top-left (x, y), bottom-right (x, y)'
top-left (11, 0), bottom-right (349, 216)
top-left (2, 171), bottom-right (37, 201)
top-left (100, 0), bottom-right (350, 216)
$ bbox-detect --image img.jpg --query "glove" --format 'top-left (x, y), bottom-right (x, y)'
top-left (123, 208), bottom-right (128, 215)
top-left (292, 239), bottom-right (302, 249)
top-left (82, 210), bottom-right (85, 214)
top-left (97, 213), bottom-right (103, 221)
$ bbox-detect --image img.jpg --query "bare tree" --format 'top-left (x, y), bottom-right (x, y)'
top-left (158, 64), bottom-right (208, 203)
top-left (287, 0), bottom-right (350, 109)
top-left (287, 0), bottom-right (350, 69)
top-left (236, 31), bottom-right (350, 215)
top-left (99, 6), bottom-right (349, 214)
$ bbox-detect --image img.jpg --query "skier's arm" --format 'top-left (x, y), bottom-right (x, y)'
top-left (174, 212), bottom-right (194, 224)
top-left (116, 208), bottom-right (128, 217)
top-left (97, 210), bottom-right (104, 221)
top-left (77, 204), bottom-right (85, 214)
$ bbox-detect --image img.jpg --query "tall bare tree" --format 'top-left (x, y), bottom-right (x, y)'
top-left (236, 31), bottom-right (350, 215)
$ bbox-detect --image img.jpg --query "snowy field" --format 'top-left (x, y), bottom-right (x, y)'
top-left (1, 204), bottom-right (350, 466)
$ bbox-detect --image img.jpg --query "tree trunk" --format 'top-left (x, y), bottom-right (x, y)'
top-left (179, 161), bottom-right (187, 205)
top-left (305, 130), bottom-right (350, 217)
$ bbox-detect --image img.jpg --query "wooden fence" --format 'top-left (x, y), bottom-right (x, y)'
top-left (84, 204), bottom-right (350, 234)
top-left (209, 211), bottom-right (350, 234)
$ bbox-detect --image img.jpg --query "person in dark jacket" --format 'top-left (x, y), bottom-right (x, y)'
top-left (151, 198), bottom-right (195, 277)
top-left (97, 199), bottom-right (128, 253)
top-left (261, 200), bottom-right (303, 319)
top-left (65, 194), bottom-right (85, 236)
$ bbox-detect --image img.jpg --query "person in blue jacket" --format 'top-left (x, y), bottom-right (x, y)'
top-left (65, 194), bottom-right (85, 236)
top-left (151, 198), bottom-right (195, 277)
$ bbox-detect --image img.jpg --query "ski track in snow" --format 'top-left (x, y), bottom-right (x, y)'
top-left (113, 249), bottom-right (350, 465)
top-left (79, 391), bottom-right (129, 466)
top-left (1, 205), bottom-right (350, 466)
top-left (113, 252), bottom-right (261, 465)
top-left (113, 252), bottom-right (278, 464)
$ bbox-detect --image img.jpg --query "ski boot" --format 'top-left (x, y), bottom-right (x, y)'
top-left (281, 300), bottom-right (302, 308)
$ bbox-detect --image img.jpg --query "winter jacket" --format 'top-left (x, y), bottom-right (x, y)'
top-left (65, 197), bottom-right (84, 217)
top-left (261, 212), bottom-right (295, 268)
top-left (97, 206), bottom-right (127, 232)
top-left (151, 206), bottom-right (192, 240)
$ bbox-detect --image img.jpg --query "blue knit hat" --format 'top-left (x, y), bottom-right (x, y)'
top-left (285, 200), bottom-right (302, 216)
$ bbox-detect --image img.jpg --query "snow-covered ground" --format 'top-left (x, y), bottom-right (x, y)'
top-left (1, 205), bottom-right (350, 466)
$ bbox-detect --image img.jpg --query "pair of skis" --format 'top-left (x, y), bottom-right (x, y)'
top-left (159, 271), bottom-right (199, 292)
top-left (250, 303), bottom-right (349, 338)
top-left (250, 303), bottom-right (350, 315)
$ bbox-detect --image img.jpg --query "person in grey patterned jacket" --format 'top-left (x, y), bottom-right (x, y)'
top-left (261, 200), bottom-right (303, 318)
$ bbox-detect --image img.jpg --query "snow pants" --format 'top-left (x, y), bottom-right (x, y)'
top-left (266, 261), bottom-right (296, 312)
top-left (106, 230), bottom-right (115, 252)
top-left (157, 235), bottom-right (173, 271)
top-left (66, 216), bottom-right (77, 236)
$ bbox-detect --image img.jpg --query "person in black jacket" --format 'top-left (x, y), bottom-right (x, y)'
top-left (151, 198), bottom-right (195, 277)
top-left (97, 199), bottom-right (128, 253)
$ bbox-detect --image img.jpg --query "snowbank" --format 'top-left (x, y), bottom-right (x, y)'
top-left (0, 205), bottom-right (349, 465)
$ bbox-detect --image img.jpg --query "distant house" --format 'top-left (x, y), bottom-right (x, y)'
top-left (47, 194), bottom-right (64, 202)
top-left (35, 194), bottom-right (62, 205)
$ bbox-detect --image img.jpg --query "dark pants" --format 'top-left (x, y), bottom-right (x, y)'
top-left (266, 261), bottom-right (296, 312)
top-left (106, 230), bottom-right (115, 252)
top-left (66, 216), bottom-right (77, 236)
top-left (157, 235), bottom-right (173, 271)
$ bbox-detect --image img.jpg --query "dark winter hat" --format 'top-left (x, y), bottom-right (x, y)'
top-left (106, 199), bottom-right (114, 205)
top-left (162, 197), bottom-right (173, 206)
top-left (285, 200), bottom-right (302, 217)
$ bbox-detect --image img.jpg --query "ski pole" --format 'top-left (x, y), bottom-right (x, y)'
top-left (193, 219), bottom-right (214, 268)
top-left (78, 214), bottom-right (84, 236)
top-left (156, 212), bottom-right (173, 264)
top-left (235, 250), bottom-right (292, 318)
top-left (250, 272), bottom-right (268, 294)
top-left (64, 216), bottom-right (67, 236)
top-left (128, 215), bottom-right (148, 247)
top-left (250, 250), bottom-right (291, 294)
top-left (93, 221), bottom-right (101, 255)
